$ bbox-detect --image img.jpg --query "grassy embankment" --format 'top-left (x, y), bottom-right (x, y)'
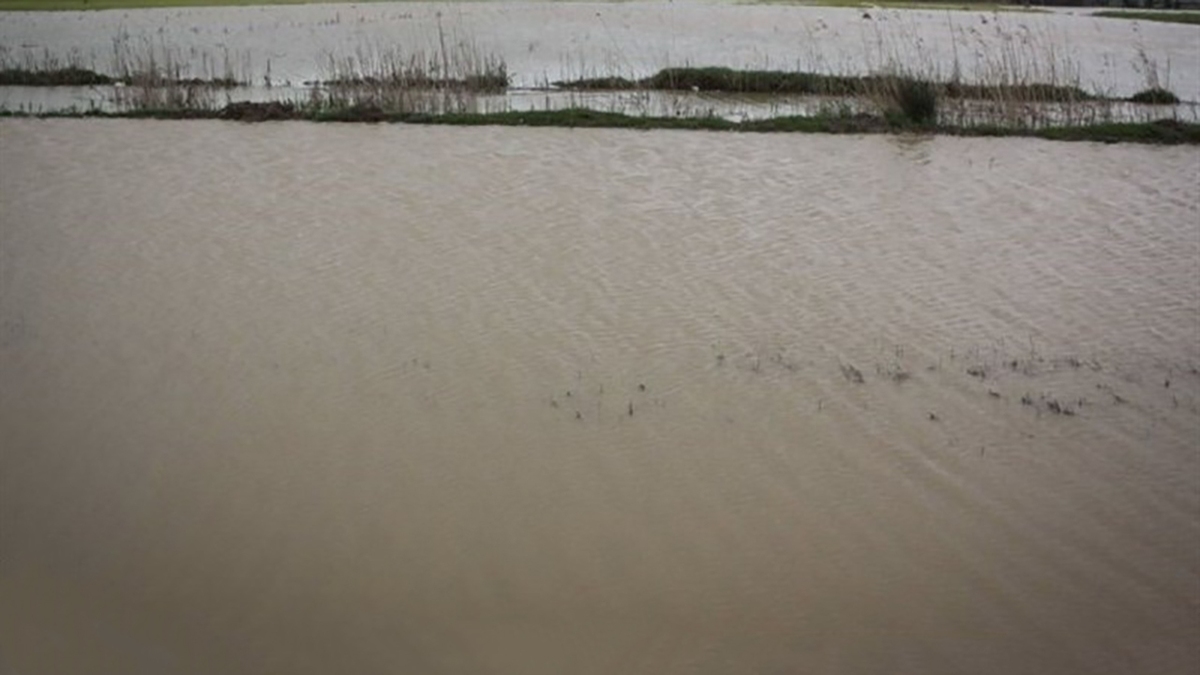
top-left (1092, 11), bottom-right (1200, 25)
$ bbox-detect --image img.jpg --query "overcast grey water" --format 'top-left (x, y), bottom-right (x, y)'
top-left (1, 119), bottom-right (1198, 674)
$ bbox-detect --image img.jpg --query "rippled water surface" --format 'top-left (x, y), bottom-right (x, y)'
top-left (1, 119), bottom-right (1199, 674)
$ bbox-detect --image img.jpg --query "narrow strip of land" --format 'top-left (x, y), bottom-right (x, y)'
top-left (4, 105), bottom-right (1196, 144)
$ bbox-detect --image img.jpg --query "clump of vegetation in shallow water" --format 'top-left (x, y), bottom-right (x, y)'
top-left (218, 101), bottom-right (296, 122)
top-left (0, 66), bottom-right (113, 86)
top-left (892, 78), bottom-right (939, 126)
top-left (1128, 87), bottom-right (1180, 105)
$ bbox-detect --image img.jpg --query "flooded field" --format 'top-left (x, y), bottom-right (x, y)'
top-left (1, 1), bottom-right (1198, 117)
top-left (1, 118), bottom-right (1198, 674)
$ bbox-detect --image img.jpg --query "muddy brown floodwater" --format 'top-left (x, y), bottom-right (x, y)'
top-left (1, 119), bottom-right (1198, 674)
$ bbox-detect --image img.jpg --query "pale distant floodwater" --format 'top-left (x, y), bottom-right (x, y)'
top-left (1, 118), bottom-right (1199, 674)
top-left (1, 1), bottom-right (1198, 98)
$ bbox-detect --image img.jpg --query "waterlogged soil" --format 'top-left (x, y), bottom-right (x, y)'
top-left (1, 119), bottom-right (1198, 675)
top-left (0, 2), bottom-right (1198, 100)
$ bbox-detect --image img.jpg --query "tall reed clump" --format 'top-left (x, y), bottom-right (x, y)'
top-left (312, 43), bottom-right (506, 115)
top-left (108, 33), bottom-right (249, 112)
top-left (856, 14), bottom-right (1104, 128)
top-left (846, 68), bottom-right (941, 126)
top-left (942, 18), bottom-right (1122, 127)
top-left (892, 77), bottom-right (939, 125)
top-left (307, 16), bottom-right (507, 116)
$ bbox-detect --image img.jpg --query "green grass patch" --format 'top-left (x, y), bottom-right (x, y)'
top-left (1092, 11), bottom-right (1200, 26)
